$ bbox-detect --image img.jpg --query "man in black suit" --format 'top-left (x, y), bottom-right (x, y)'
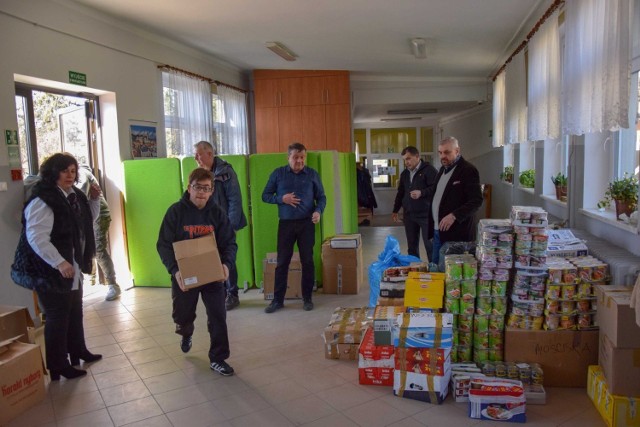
top-left (392, 146), bottom-right (438, 261)
top-left (429, 137), bottom-right (483, 264)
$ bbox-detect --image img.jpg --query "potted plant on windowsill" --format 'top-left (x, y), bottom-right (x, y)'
top-left (605, 173), bottom-right (639, 219)
top-left (519, 169), bottom-right (535, 189)
top-left (499, 166), bottom-right (514, 183)
top-left (551, 172), bottom-right (568, 201)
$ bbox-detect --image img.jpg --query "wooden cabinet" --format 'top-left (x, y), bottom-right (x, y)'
top-left (254, 70), bottom-right (351, 153)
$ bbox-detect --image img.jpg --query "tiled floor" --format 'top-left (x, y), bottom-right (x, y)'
top-left (10, 225), bottom-right (605, 426)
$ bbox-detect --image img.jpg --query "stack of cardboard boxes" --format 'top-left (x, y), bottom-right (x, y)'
top-left (322, 234), bottom-right (363, 295)
top-left (263, 252), bottom-right (302, 300)
top-left (323, 307), bottom-right (373, 360)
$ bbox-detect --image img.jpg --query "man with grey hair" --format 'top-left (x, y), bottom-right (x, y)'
top-left (429, 137), bottom-right (483, 265)
top-left (194, 140), bottom-right (247, 310)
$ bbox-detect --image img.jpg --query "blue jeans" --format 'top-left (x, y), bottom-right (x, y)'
top-left (431, 230), bottom-right (442, 265)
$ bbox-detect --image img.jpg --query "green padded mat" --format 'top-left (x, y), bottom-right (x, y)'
top-left (123, 158), bottom-right (182, 287)
top-left (305, 152), bottom-right (324, 283)
top-left (340, 152), bottom-right (358, 234)
top-left (180, 156), bottom-right (255, 288)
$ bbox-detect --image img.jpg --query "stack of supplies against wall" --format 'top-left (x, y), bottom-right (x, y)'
top-left (322, 234), bottom-right (363, 294)
top-left (323, 307), bottom-right (373, 360)
top-left (468, 378), bottom-right (527, 423)
top-left (263, 252), bottom-right (301, 300)
top-left (595, 285), bottom-right (640, 397)
top-left (392, 312), bottom-right (453, 403)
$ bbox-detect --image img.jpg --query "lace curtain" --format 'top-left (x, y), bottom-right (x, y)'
top-left (528, 11), bottom-right (561, 141)
top-left (215, 85), bottom-right (249, 155)
top-left (162, 70), bottom-right (214, 157)
top-left (505, 51), bottom-right (528, 144)
top-left (492, 72), bottom-right (506, 147)
top-left (562, 0), bottom-right (631, 135)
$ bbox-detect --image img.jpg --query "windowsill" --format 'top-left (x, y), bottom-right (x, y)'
top-left (501, 181), bottom-right (513, 187)
top-left (580, 208), bottom-right (639, 234)
top-left (518, 187), bottom-right (535, 194)
top-left (540, 194), bottom-right (567, 208)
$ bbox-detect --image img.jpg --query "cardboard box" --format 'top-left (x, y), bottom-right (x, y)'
top-left (598, 333), bottom-right (640, 396)
top-left (450, 371), bottom-right (486, 403)
top-left (173, 234), bottom-right (224, 289)
top-left (393, 369), bottom-right (451, 404)
top-left (403, 278), bottom-right (445, 309)
top-left (358, 327), bottom-right (394, 386)
top-left (263, 252), bottom-right (302, 300)
top-left (324, 307), bottom-right (373, 345)
top-left (546, 229), bottom-right (588, 257)
top-left (322, 234), bottom-right (363, 294)
top-left (359, 367), bottom-right (394, 386)
top-left (587, 365), bottom-right (640, 427)
top-left (329, 235), bottom-right (361, 249)
top-left (468, 378), bottom-right (526, 423)
top-left (0, 306), bottom-right (34, 344)
top-left (379, 281), bottom-right (405, 298)
top-left (595, 285), bottom-right (640, 348)
top-left (504, 328), bottom-right (598, 387)
top-left (392, 313), bottom-right (454, 348)
top-left (325, 343), bottom-right (358, 360)
top-left (373, 306), bottom-right (405, 345)
top-left (0, 338), bottom-right (46, 425)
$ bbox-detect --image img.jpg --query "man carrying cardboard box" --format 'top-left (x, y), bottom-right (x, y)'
top-left (157, 168), bottom-right (237, 376)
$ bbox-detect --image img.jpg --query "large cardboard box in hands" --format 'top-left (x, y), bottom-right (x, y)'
top-left (504, 328), bottom-right (598, 387)
top-left (263, 252), bottom-right (302, 300)
top-left (322, 234), bottom-right (363, 294)
top-left (0, 337), bottom-right (46, 425)
top-left (173, 234), bottom-right (225, 289)
top-left (0, 306), bottom-right (35, 344)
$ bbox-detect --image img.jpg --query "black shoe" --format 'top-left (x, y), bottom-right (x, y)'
top-left (265, 301), bottom-right (284, 313)
top-left (225, 294), bottom-right (240, 311)
top-left (50, 366), bottom-right (87, 381)
top-left (69, 351), bottom-right (102, 366)
top-left (210, 360), bottom-right (234, 376)
top-left (303, 300), bottom-right (314, 311)
top-left (180, 335), bottom-right (192, 353)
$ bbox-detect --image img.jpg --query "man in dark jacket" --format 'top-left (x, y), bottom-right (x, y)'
top-left (194, 140), bottom-right (247, 311)
top-left (429, 137), bottom-right (483, 264)
top-left (392, 146), bottom-right (438, 261)
top-left (157, 168), bottom-right (237, 376)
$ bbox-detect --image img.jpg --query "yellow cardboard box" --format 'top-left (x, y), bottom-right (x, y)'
top-left (587, 365), bottom-right (640, 427)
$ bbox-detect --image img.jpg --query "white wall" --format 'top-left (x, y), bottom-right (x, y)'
top-left (0, 0), bottom-right (247, 314)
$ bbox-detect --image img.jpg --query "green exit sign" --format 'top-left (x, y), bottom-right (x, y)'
top-left (69, 71), bottom-right (87, 86)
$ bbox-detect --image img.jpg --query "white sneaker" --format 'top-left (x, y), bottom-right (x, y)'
top-left (105, 284), bottom-right (121, 301)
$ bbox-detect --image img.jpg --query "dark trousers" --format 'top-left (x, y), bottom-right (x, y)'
top-left (37, 286), bottom-right (87, 372)
top-left (404, 213), bottom-right (433, 261)
top-left (172, 280), bottom-right (230, 363)
top-left (226, 261), bottom-right (239, 297)
top-left (274, 218), bottom-right (315, 303)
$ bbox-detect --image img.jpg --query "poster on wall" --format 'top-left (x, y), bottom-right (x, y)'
top-left (129, 121), bottom-right (158, 159)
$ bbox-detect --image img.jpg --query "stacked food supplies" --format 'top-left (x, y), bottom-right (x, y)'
top-left (358, 327), bottom-right (395, 386)
top-left (378, 264), bottom-right (428, 306)
top-left (392, 312), bottom-right (453, 404)
top-left (324, 307), bottom-right (373, 360)
top-left (468, 378), bottom-right (527, 423)
top-left (544, 256), bottom-right (608, 330)
top-left (475, 219), bottom-right (513, 363)
top-left (404, 271), bottom-right (446, 309)
top-left (507, 206), bottom-right (549, 331)
top-left (444, 255), bottom-right (477, 363)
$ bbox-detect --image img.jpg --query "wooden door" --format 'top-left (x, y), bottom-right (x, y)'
top-left (302, 105), bottom-right (326, 150)
top-left (254, 79), bottom-right (278, 108)
top-left (325, 104), bottom-right (352, 152)
top-left (278, 106), bottom-right (303, 151)
top-left (255, 108), bottom-right (279, 153)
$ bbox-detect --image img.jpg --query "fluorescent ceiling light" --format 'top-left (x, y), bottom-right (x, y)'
top-left (387, 108), bottom-right (437, 115)
top-left (381, 117), bottom-right (422, 122)
top-left (410, 38), bottom-right (427, 59)
top-left (265, 42), bottom-right (297, 61)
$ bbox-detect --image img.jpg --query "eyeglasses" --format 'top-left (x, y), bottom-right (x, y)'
top-left (190, 184), bottom-right (213, 193)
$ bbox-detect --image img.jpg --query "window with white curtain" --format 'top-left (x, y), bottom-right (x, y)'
top-left (615, 72), bottom-right (639, 180)
top-left (162, 70), bottom-right (214, 157)
top-left (492, 72), bottom-right (506, 148)
top-left (505, 50), bottom-right (527, 145)
top-left (213, 85), bottom-right (249, 155)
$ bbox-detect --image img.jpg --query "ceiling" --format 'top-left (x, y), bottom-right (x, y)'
top-left (66, 0), bottom-right (545, 124)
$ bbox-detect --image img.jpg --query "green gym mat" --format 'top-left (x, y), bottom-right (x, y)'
top-left (340, 152), bottom-right (358, 234)
top-left (123, 158), bottom-right (182, 287)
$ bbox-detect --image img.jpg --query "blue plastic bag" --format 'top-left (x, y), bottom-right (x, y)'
top-left (368, 236), bottom-right (421, 306)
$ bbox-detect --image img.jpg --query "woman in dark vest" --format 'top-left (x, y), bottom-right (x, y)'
top-left (11, 153), bottom-right (102, 380)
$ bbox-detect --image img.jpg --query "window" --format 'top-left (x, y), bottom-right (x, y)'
top-left (543, 136), bottom-right (569, 197)
top-left (615, 72), bottom-right (639, 180)
top-left (518, 140), bottom-right (536, 189)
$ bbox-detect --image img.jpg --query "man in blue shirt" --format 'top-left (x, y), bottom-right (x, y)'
top-left (262, 142), bottom-right (326, 313)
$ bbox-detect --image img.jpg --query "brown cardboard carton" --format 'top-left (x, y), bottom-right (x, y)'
top-left (324, 307), bottom-right (373, 345)
top-left (598, 333), bottom-right (640, 396)
top-left (594, 285), bottom-right (640, 348)
top-left (173, 234), bottom-right (225, 289)
top-left (263, 252), bottom-right (302, 300)
top-left (504, 328), bottom-right (598, 387)
top-left (325, 343), bottom-right (358, 360)
top-left (0, 338), bottom-right (46, 425)
top-left (0, 306), bottom-right (35, 344)
top-left (322, 234), bottom-right (363, 294)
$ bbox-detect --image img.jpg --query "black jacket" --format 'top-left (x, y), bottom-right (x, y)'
top-left (211, 157), bottom-right (247, 231)
top-left (393, 160), bottom-right (438, 217)
top-left (428, 156), bottom-right (483, 242)
top-left (11, 182), bottom-right (95, 293)
top-left (157, 191), bottom-right (238, 281)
